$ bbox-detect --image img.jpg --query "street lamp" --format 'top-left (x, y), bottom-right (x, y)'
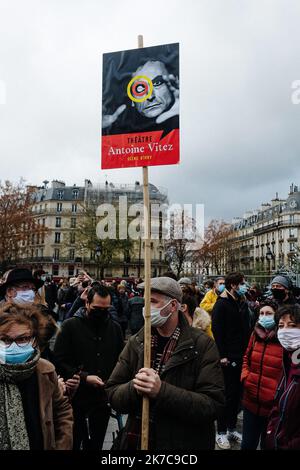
top-left (266, 247), bottom-right (274, 281)
top-left (95, 245), bottom-right (101, 280)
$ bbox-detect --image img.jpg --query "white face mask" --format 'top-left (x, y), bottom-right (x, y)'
top-left (14, 290), bottom-right (35, 304)
top-left (143, 299), bottom-right (173, 328)
top-left (277, 328), bottom-right (300, 351)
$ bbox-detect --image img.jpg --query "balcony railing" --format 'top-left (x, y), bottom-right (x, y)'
top-left (18, 257), bottom-right (167, 266)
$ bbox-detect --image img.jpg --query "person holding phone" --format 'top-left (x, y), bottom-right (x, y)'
top-left (54, 285), bottom-right (124, 450)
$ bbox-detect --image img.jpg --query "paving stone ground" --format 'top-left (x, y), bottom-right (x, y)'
top-left (103, 412), bottom-right (243, 451)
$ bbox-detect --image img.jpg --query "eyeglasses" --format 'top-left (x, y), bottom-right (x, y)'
top-left (0, 336), bottom-right (34, 348)
top-left (12, 284), bottom-right (36, 291)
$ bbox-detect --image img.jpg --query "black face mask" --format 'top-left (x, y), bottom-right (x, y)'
top-left (89, 307), bottom-right (110, 323)
top-left (271, 288), bottom-right (287, 301)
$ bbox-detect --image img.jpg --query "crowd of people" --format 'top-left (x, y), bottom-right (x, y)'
top-left (0, 266), bottom-right (299, 451)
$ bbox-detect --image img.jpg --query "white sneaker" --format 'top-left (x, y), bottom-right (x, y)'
top-left (227, 430), bottom-right (242, 443)
top-left (216, 433), bottom-right (231, 450)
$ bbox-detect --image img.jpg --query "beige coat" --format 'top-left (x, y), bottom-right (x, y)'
top-left (36, 359), bottom-right (73, 450)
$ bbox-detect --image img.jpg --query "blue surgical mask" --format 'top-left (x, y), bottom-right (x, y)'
top-left (14, 290), bottom-right (35, 304)
top-left (258, 315), bottom-right (275, 330)
top-left (0, 342), bottom-right (35, 364)
top-left (236, 284), bottom-right (248, 296)
top-left (217, 285), bottom-right (225, 294)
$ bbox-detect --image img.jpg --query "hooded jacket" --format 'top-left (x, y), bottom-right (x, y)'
top-left (200, 289), bottom-right (218, 315)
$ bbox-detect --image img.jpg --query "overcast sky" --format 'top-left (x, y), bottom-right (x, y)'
top-left (1, 0), bottom-right (300, 223)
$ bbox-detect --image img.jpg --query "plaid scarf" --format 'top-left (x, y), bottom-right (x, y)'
top-left (125, 326), bottom-right (181, 450)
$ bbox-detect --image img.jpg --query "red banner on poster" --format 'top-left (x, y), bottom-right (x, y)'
top-left (101, 43), bottom-right (180, 169)
top-left (102, 129), bottom-right (179, 169)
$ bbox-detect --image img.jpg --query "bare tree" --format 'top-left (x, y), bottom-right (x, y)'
top-left (0, 180), bottom-right (47, 273)
top-left (165, 211), bottom-right (197, 278)
top-left (194, 220), bottom-right (234, 276)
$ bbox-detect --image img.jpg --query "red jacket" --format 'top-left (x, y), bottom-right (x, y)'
top-left (265, 350), bottom-right (300, 450)
top-left (241, 324), bottom-right (283, 416)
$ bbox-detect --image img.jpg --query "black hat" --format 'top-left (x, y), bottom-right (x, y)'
top-left (0, 268), bottom-right (44, 296)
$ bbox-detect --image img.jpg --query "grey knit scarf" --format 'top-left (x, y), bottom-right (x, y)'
top-left (0, 351), bottom-right (40, 450)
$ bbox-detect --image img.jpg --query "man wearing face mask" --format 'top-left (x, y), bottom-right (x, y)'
top-left (269, 275), bottom-right (296, 306)
top-left (106, 277), bottom-right (224, 450)
top-left (53, 284), bottom-right (124, 450)
top-left (200, 276), bottom-right (226, 315)
top-left (212, 272), bottom-right (252, 449)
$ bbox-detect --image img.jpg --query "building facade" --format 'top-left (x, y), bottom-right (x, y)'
top-left (224, 184), bottom-right (300, 285)
top-left (21, 179), bottom-right (169, 279)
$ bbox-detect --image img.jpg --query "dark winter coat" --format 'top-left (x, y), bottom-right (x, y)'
top-left (128, 296), bottom-right (144, 334)
top-left (116, 293), bottom-right (129, 324)
top-left (211, 290), bottom-right (252, 363)
top-left (265, 349), bottom-right (300, 450)
top-left (53, 310), bottom-right (124, 413)
top-left (105, 313), bottom-right (225, 450)
top-left (241, 324), bottom-right (283, 416)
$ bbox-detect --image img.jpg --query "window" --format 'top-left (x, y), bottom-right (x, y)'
top-left (40, 248), bottom-right (44, 258)
top-left (35, 249), bottom-right (38, 258)
top-left (39, 205), bottom-right (42, 213)
top-left (36, 234), bottom-right (40, 245)
top-left (290, 243), bottom-right (295, 252)
top-left (54, 249), bottom-right (60, 260)
top-left (69, 249), bottom-right (75, 260)
top-left (279, 229), bottom-right (283, 240)
top-left (159, 251), bottom-right (162, 261)
top-left (72, 204), bottom-right (77, 213)
top-left (52, 264), bottom-right (59, 276)
top-left (290, 214), bottom-right (295, 224)
top-left (41, 234), bottom-right (45, 244)
top-left (56, 217), bottom-right (61, 228)
top-left (71, 218), bottom-right (76, 228)
top-left (57, 203), bottom-right (62, 212)
top-left (31, 234), bottom-right (35, 245)
top-left (72, 189), bottom-right (79, 200)
top-left (57, 190), bottom-right (64, 200)
top-left (289, 228), bottom-right (296, 238)
top-left (55, 232), bottom-right (61, 244)
top-left (70, 232), bottom-right (75, 244)
top-left (42, 218), bottom-right (45, 226)
top-left (90, 251), bottom-right (95, 260)
top-left (68, 265), bottom-right (74, 276)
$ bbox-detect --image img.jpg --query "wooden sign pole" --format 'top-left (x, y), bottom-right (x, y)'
top-left (138, 34), bottom-right (151, 451)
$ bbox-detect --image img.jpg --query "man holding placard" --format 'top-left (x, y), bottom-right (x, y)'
top-left (106, 277), bottom-right (225, 450)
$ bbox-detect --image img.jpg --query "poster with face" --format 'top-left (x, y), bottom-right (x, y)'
top-left (101, 43), bottom-right (179, 169)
